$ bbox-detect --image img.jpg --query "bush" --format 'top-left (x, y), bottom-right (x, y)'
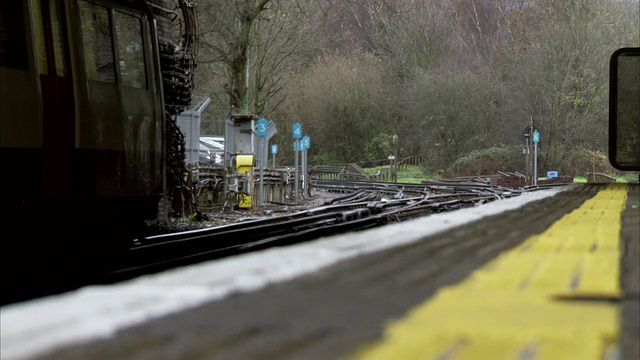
top-left (544, 148), bottom-right (614, 177)
top-left (447, 146), bottom-right (521, 176)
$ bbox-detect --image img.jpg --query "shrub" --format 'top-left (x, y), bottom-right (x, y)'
top-left (448, 146), bottom-right (521, 176)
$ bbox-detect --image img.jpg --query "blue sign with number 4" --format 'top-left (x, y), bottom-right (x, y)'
top-left (293, 123), bottom-right (302, 139)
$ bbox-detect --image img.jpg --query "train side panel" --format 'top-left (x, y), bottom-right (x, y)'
top-left (0, 1), bottom-right (44, 203)
top-left (1, 0), bottom-right (167, 301)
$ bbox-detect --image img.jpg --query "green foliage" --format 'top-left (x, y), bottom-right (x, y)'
top-left (364, 133), bottom-right (393, 161)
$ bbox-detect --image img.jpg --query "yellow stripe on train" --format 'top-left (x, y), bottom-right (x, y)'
top-left (349, 184), bottom-right (628, 360)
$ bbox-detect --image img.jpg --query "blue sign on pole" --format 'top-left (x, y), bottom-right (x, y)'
top-left (293, 123), bottom-right (302, 139)
top-left (257, 118), bottom-right (268, 137)
top-left (533, 130), bottom-right (540, 143)
top-left (271, 144), bottom-right (278, 154)
top-left (302, 136), bottom-right (310, 150)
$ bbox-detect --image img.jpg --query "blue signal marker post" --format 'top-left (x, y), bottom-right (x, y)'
top-left (533, 130), bottom-right (540, 186)
top-left (301, 136), bottom-right (310, 195)
top-left (271, 144), bottom-right (278, 168)
top-left (257, 119), bottom-right (269, 205)
top-left (293, 123), bottom-right (302, 201)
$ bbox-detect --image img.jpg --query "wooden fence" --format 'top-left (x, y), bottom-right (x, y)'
top-left (192, 155), bottom-right (425, 210)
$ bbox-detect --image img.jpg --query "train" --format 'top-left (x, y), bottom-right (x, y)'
top-left (0, 0), bottom-right (198, 302)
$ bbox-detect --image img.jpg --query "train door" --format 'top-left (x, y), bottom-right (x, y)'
top-left (111, 3), bottom-right (164, 198)
top-left (74, 0), bottom-right (164, 201)
top-left (32, 0), bottom-right (76, 198)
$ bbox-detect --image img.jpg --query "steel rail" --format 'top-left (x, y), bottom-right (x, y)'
top-left (97, 180), bottom-right (549, 282)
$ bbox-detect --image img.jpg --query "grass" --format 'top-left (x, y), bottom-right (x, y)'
top-left (574, 174), bottom-right (638, 183)
top-left (397, 165), bottom-right (430, 183)
top-left (360, 165), bottom-right (431, 183)
top-left (616, 174), bottom-right (639, 182)
top-left (360, 165), bottom-right (639, 184)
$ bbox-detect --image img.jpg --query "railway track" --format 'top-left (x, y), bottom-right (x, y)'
top-left (107, 180), bottom-right (552, 280)
top-left (6, 180), bottom-right (562, 306)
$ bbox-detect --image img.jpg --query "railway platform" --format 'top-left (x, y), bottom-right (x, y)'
top-left (2, 182), bottom-right (638, 360)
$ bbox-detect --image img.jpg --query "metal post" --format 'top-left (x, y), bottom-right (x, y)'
top-left (303, 148), bottom-right (307, 196)
top-left (525, 138), bottom-right (530, 185)
top-left (305, 149), bottom-right (310, 197)
top-left (259, 137), bottom-right (264, 205)
top-left (294, 139), bottom-right (299, 202)
top-left (301, 148), bottom-right (305, 196)
top-left (533, 141), bottom-right (538, 186)
top-left (392, 135), bottom-right (398, 182)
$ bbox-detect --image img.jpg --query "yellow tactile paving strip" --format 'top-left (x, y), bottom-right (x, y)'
top-left (349, 184), bottom-right (628, 360)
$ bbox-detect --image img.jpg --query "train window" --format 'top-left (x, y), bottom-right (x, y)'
top-left (0, 2), bottom-right (29, 70)
top-left (114, 11), bottom-right (147, 89)
top-left (31, 0), bottom-right (48, 74)
top-left (79, 1), bottom-right (115, 83)
top-left (48, 0), bottom-right (67, 77)
top-left (29, 0), bottom-right (67, 76)
top-left (609, 48), bottom-right (640, 171)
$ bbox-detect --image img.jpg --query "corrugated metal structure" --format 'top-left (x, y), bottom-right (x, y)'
top-left (176, 96), bottom-right (211, 164)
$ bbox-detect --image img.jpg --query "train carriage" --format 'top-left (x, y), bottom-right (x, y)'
top-left (1, 0), bottom-right (169, 292)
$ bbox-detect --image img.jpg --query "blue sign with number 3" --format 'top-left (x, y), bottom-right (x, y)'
top-left (257, 119), bottom-right (268, 137)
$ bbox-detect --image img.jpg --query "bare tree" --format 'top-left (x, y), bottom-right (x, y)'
top-left (196, 0), bottom-right (319, 118)
top-left (249, 1), bottom-right (319, 117)
top-left (498, 0), bottom-right (639, 173)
